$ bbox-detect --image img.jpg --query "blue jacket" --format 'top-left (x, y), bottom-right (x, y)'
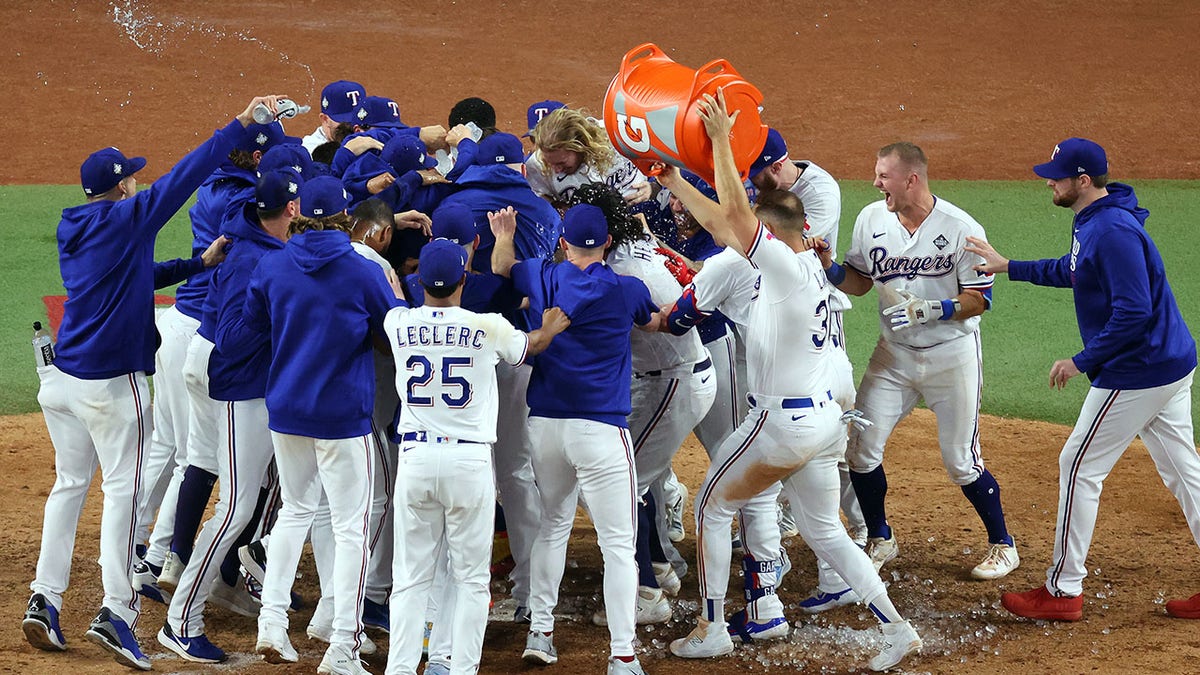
top-left (53, 119), bottom-right (247, 380)
top-left (439, 165), bottom-right (561, 276)
top-left (155, 256), bottom-right (205, 290)
top-left (1009, 183), bottom-right (1196, 389)
top-left (205, 203), bottom-right (286, 401)
top-left (175, 163), bottom-right (257, 320)
top-left (244, 229), bottom-right (401, 438)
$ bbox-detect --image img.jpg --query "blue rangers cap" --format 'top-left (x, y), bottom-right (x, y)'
top-left (256, 168), bottom-right (304, 211)
top-left (419, 238), bottom-right (468, 288)
top-left (1033, 138), bottom-right (1108, 180)
top-left (236, 121), bottom-right (303, 153)
top-left (321, 80), bottom-right (366, 124)
top-left (562, 204), bottom-right (609, 248)
top-left (431, 203), bottom-right (478, 245)
top-left (382, 135), bottom-right (437, 175)
top-left (524, 99), bottom-right (566, 137)
top-left (80, 147), bottom-right (146, 196)
top-left (748, 128), bottom-right (788, 179)
top-left (475, 132), bottom-right (525, 166)
top-left (299, 175), bottom-right (350, 218)
top-left (353, 95), bottom-right (405, 129)
top-left (258, 143), bottom-right (315, 179)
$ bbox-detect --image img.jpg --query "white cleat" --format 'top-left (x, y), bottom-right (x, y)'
top-left (653, 562), bottom-right (681, 597)
top-left (594, 586), bottom-right (672, 626)
top-left (667, 483), bottom-right (688, 543)
top-left (869, 620), bottom-right (922, 671)
top-left (608, 656), bottom-right (649, 674)
top-left (317, 644), bottom-right (370, 675)
top-left (522, 630), bottom-right (558, 665)
top-left (971, 542), bottom-right (1020, 580)
top-left (669, 618), bottom-right (733, 659)
top-left (158, 551), bottom-right (184, 593)
top-left (865, 535), bottom-right (898, 571)
top-left (306, 623), bottom-right (376, 656)
top-left (255, 624), bottom-right (299, 664)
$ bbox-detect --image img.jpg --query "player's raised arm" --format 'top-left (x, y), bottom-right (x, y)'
top-left (487, 206), bottom-right (519, 278)
top-left (699, 89), bottom-right (757, 256)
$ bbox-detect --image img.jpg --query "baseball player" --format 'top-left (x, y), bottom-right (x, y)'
top-left (965, 138), bottom-right (1200, 621)
top-left (660, 91), bottom-right (921, 672)
top-left (747, 129), bottom-right (870, 611)
top-left (303, 80), bottom-right (367, 154)
top-left (815, 141), bottom-right (1020, 581)
top-left (245, 176), bottom-right (400, 675)
top-left (385, 240), bottom-right (571, 675)
top-left (22, 95), bottom-right (279, 671)
top-left (526, 107), bottom-right (652, 210)
top-left (490, 203), bottom-right (659, 675)
top-left (156, 168), bottom-right (302, 663)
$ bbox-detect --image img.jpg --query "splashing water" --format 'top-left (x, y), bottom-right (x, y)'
top-left (109, 0), bottom-right (316, 103)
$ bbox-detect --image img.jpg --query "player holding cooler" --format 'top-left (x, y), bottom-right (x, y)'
top-left (489, 203), bottom-right (661, 675)
top-left (384, 240), bottom-right (570, 675)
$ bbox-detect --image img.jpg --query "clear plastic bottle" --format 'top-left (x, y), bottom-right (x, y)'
top-left (33, 321), bottom-right (55, 367)
top-left (252, 98), bottom-right (311, 125)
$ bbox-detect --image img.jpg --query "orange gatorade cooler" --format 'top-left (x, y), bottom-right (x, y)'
top-left (603, 43), bottom-right (768, 186)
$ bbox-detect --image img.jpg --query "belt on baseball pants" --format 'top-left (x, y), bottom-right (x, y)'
top-left (635, 356), bottom-right (713, 378)
top-left (398, 431), bottom-right (485, 445)
top-left (746, 390), bottom-right (834, 409)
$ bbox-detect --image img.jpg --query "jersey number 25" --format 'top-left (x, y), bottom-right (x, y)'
top-left (406, 355), bottom-right (474, 408)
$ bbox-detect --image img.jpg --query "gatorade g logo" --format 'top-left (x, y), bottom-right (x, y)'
top-left (616, 113), bottom-right (651, 153)
top-left (346, 91), bottom-right (361, 107)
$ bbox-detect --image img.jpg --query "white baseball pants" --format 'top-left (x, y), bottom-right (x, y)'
top-left (695, 332), bottom-right (745, 456)
top-left (527, 417), bottom-right (638, 657)
top-left (492, 362), bottom-right (540, 606)
top-left (32, 366), bottom-right (149, 626)
top-left (1046, 370), bottom-right (1200, 596)
top-left (258, 432), bottom-right (373, 654)
top-left (388, 440), bottom-right (495, 675)
top-left (168, 398), bottom-right (275, 637)
top-left (631, 363), bottom-right (716, 493)
top-left (366, 354), bottom-right (400, 605)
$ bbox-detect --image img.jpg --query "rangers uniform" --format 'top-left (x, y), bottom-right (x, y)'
top-left (525, 143), bottom-right (647, 207)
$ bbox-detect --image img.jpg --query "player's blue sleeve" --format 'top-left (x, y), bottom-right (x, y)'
top-left (445, 139), bottom-right (478, 182)
top-left (154, 256), bottom-right (205, 289)
top-left (665, 287), bottom-right (708, 336)
top-left (509, 259), bottom-right (542, 301)
top-left (341, 154), bottom-right (391, 205)
top-left (213, 256), bottom-right (267, 357)
top-left (376, 172), bottom-right (424, 212)
top-left (241, 260), bottom-right (272, 336)
top-left (1008, 255), bottom-right (1073, 288)
top-left (623, 276), bottom-right (658, 326)
top-left (1071, 228), bottom-right (1153, 374)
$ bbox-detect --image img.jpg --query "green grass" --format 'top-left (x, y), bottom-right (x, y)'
top-left (4, 181), bottom-right (1199, 438)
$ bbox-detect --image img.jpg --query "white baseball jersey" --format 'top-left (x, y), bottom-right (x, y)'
top-left (787, 160), bottom-right (851, 312)
top-left (687, 247), bottom-right (758, 329)
top-left (845, 198), bottom-right (994, 349)
top-left (302, 126), bottom-right (331, 155)
top-left (608, 239), bottom-right (707, 373)
top-left (351, 241), bottom-right (394, 273)
top-left (743, 224), bottom-right (839, 397)
top-left (524, 146), bottom-right (647, 204)
top-left (384, 305), bottom-right (528, 443)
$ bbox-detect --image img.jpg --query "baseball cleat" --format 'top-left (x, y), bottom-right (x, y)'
top-left (653, 561), bottom-right (681, 597)
top-left (157, 550), bottom-right (184, 593)
top-left (211, 575), bottom-right (261, 617)
top-left (362, 597), bottom-right (389, 633)
top-left (256, 623), bottom-right (299, 663)
top-left (424, 660), bottom-right (451, 675)
top-left (798, 586), bottom-right (861, 614)
top-left (865, 535), bottom-right (898, 571)
top-left (317, 644), bottom-right (370, 675)
top-left (130, 560), bottom-right (171, 605)
top-left (593, 586), bottom-right (672, 626)
top-left (869, 620), bottom-right (922, 671)
top-left (667, 483), bottom-right (688, 543)
top-left (239, 540), bottom-right (268, 587)
top-left (850, 525), bottom-right (870, 548)
top-left (971, 542), bottom-right (1020, 580)
top-left (84, 607), bottom-right (151, 671)
top-left (22, 593), bottom-right (67, 652)
top-left (522, 630), bottom-right (558, 665)
top-left (727, 609), bottom-right (789, 643)
top-left (670, 617), bottom-right (734, 658)
top-left (607, 656), bottom-right (649, 674)
top-left (1001, 585), bottom-right (1083, 621)
top-left (514, 604), bottom-right (532, 624)
top-left (157, 622), bottom-right (227, 663)
top-left (1167, 592), bottom-right (1200, 619)
top-left (307, 622), bottom-right (377, 655)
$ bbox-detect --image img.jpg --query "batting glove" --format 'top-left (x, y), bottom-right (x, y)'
top-left (840, 409), bottom-right (874, 430)
top-left (655, 247), bottom-right (696, 286)
top-left (882, 289), bottom-right (943, 331)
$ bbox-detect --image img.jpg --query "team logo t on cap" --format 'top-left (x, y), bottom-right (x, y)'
top-left (475, 133), bottom-right (525, 166)
top-left (299, 175), bottom-right (350, 218)
top-left (1033, 138), bottom-right (1108, 180)
top-left (524, 99), bottom-right (566, 137)
top-left (562, 203), bottom-right (609, 248)
top-left (256, 168), bottom-right (303, 211)
top-left (382, 135), bottom-right (437, 175)
top-left (321, 80), bottom-right (366, 124)
top-left (353, 96), bottom-right (404, 128)
top-left (431, 203), bottom-right (478, 245)
top-left (80, 147), bottom-right (147, 196)
top-left (419, 239), bottom-right (468, 288)
top-left (258, 144), bottom-right (314, 178)
top-left (748, 128), bottom-right (788, 179)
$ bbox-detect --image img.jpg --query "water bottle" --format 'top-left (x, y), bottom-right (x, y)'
top-left (252, 98), bottom-right (312, 125)
top-left (32, 321), bottom-right (54, 367)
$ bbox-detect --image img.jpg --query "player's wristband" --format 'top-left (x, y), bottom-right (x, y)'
top-left (938, 298), bottom-right (961, 320)
top-left (826, 261), bottom-right (847, 286)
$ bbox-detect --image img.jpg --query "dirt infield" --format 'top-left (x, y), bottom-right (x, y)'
top-left (5, 1), bottom-right (1200, 673)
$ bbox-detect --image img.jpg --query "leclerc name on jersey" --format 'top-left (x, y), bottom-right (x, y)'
top-left (394, 322), bottom-right (489, 350)
top-left (866, 246), bottom-right (955, 283)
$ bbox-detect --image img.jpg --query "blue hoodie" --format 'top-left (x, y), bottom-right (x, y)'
top-left (205, 202), bottom-right (286, 401)
top-left (53, 119), bottom-right (247, 380)
top-left (438, 164), bottom-right (561, 276)
top-left (174, 163), bottom-right (257, 320)
top-left (244, 229), bottom-right (401, 438)
top-left (1009, 182), bottom-right (1196, 389)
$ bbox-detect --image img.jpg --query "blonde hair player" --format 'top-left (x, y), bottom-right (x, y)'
top-left (526, 107), bottom-right (652, 210)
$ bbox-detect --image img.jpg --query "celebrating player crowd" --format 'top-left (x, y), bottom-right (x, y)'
top-left (22, 78), bottom-right (1200, 675)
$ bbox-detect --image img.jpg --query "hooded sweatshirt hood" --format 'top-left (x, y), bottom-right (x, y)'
top-left (287, 229), bottom-right (353, 273)
top-left (1076, 182), bottom-right (1149, 229)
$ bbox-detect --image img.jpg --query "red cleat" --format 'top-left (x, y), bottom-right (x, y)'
top-left (1166, 593), bottom-right (1200, 619)
top-left (1001, 586), bottom-right (1083, 621)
